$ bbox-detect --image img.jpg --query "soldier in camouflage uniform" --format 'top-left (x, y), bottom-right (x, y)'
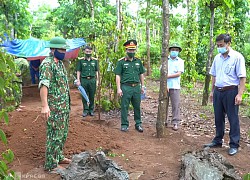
top-left (13, 54), bottom-right (29, 108)
top-left (114, 40), bottom-right (146, 133)
top-left (39, 37), bottom-right (71, 171)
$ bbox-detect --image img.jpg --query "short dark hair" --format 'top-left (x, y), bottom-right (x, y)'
top-left (216, 34), bottom-right (231, 43)
top-left (84, 46), bottom-right (92, 50)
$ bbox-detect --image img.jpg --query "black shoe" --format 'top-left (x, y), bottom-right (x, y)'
top-left (89, 112), bottom-right (94, 116)
top-left (203, 142), bottom-right (222, 148)
top-left (228, 148), bottom-right (238, 156)
top-left (82, 112), bottom-right (88, 117)
top-left (121, 127), bottom-right (129, 132)
top-left (135, 125), bottom-right (143, 133)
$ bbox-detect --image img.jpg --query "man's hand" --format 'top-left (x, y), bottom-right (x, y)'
top-left (141, 87), bottom-right (145, 94)
top-left (117, 88), bottom-right (123, 97)
top-left (76, 80), bottom-right (81, 86)
top-left (41, 105), bottom-right (50, 120)
top-left (235, 94), bottom-right (242, 105)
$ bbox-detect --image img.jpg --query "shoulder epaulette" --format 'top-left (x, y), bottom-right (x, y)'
top-left (118, 57), bottom-right (125, 61)
top-left (92, 57), bottom-right (98, 60)
top-left (78, 57), bottom-right (85, 60)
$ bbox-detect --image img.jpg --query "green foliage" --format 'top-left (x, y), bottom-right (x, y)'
top-left (0, 35), bottom-right (17, 179)
top-left (182, 0), bottom-right (199, 83)
top-left (0, 0), bottom-right (32, 39)
top-left (150, 64), bottom-right (161, 79)
top-left (138, 43), bottom-right (161, 65)
top-left (243, 173), bottom-right (250, 180)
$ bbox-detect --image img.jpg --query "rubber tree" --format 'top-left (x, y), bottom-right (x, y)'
top-left (156, 0), bottom-right (170, 138)
top-left (202, 1), bottom-right (217, 106)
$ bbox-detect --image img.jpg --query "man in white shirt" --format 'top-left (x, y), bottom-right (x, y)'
top-left (204, 34), bottom-right (246, 156)
top-left (165, 43), bottom-right (184, 131)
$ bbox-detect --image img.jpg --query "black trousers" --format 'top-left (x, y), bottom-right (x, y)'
top-left (212, 87), bottom-right (240, 148)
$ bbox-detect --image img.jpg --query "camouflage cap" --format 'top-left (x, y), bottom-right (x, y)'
top-left (169, 43), bottom-right (182, 52)
top-left (46, 37), bottom-right (70, 49)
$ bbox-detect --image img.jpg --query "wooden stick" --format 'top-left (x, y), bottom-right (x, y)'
top-left (32, 115), bottom-right (40, 123)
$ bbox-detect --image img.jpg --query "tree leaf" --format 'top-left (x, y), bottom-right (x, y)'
top-left (243, 173), bottom-right (250, 180)
top-left (2, 150), bottom-right (14, 163)
top-left (0, 161), bottom-right (8, 173)
top-left (3, 112), bottom-right (9, 125)
top-left (0, 129), bottom-right (7, 145)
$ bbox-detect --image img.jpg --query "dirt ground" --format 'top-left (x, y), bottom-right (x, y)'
top-left (1, 79), bottom-right (250, 180)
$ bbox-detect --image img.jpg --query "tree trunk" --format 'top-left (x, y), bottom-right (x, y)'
top-left (146, 0), bottom-right (151, 76)
top-left (156, 0), bottom-right (170, 138)
top-left (202, 1), bottom-right (215, 106)
top-left (89, 0), bottom-right (94, 21)
top-left (115, 0), bottom-right (122, 52)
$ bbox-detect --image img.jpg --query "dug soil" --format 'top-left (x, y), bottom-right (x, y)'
top-left (1, 79), bottom-right (250, 180)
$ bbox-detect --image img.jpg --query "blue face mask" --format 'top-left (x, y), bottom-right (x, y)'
top-left (54, 49), bottom-right (65, 60)
top-left (170, 51), bottom-right (179, 58)
top-left (217, 47), bottom-right (227, 54)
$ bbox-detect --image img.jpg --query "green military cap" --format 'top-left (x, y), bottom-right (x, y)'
top-left (46, 37), bottom-right (70, 49)
top-left (169, 43), bottom-right (182, 52)
top-left (123, 39), bottom-right (137, 49)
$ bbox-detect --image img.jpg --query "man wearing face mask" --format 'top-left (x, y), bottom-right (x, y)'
top-left (76, 46), bottom-right (99, 117)
top-left (165, 43), bottom-right (184, 131)
top-left (39, 37), bottom-right (71, 172)
top-left (114, 39), bottom-right (146, 133)
top-left (204, 34), bottom-right (246, 156)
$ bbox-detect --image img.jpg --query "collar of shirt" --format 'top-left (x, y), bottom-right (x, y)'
top-left (124, 57), bottom-right (134, 61)
top-left (168, 55), bottom-right (179, 61)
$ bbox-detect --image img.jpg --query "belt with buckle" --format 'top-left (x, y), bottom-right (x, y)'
top-left (215, 85), bottom-right (237, 92)
top-left (84, 76), bottom-right (94, 79)
top-left (123, 83), bottom-right (138, 87)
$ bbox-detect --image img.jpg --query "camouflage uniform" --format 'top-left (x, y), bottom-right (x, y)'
top-left (13, 57), bottom-right (29, 107)
top-left (39, 54), bottom-right (70, 171)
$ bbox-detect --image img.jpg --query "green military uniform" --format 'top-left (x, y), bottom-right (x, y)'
top-left (114, 56), bottom-right (146, 129)
top-left (76, 57), bottom-right (99, 114)
top-left (13, 57), bottom-right (29, 107)
top-left (39, 37), bottom-right (70, 171)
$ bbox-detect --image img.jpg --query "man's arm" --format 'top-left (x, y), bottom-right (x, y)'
top-left (235, 77), bottom-right (246, 105)
top-left (116, 75), bottom-right (123, 97)
top-left (238, 77), bottom-right (246, 96)
top-left (209, 76), bottom-right (216, 102)
top-left (40, 85), bottom-right (50, 119)
top-left (76, 71), bottom-right (81, 86)
top-left (211, 76), bottom-right (215, 92)
top-left (167, 71), bottom-right (182, 79)
top-left (140, 73), bottom-right (145, 87)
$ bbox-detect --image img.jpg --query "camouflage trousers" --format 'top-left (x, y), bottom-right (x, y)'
top-left (44, 111), bottom-right (70, 171)
top-left (13, 82), bottom-right (22, 107)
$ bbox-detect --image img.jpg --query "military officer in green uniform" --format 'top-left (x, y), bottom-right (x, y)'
top-left (39, 37), bottom-right (71, 172)
top-left (114, 40), bottom-right (146, 133)
top-left (76, 46), bottom-right (99, 117)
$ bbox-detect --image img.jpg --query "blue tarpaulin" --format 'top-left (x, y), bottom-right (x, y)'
top-left (1, 37), bottom-right (86, 60)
